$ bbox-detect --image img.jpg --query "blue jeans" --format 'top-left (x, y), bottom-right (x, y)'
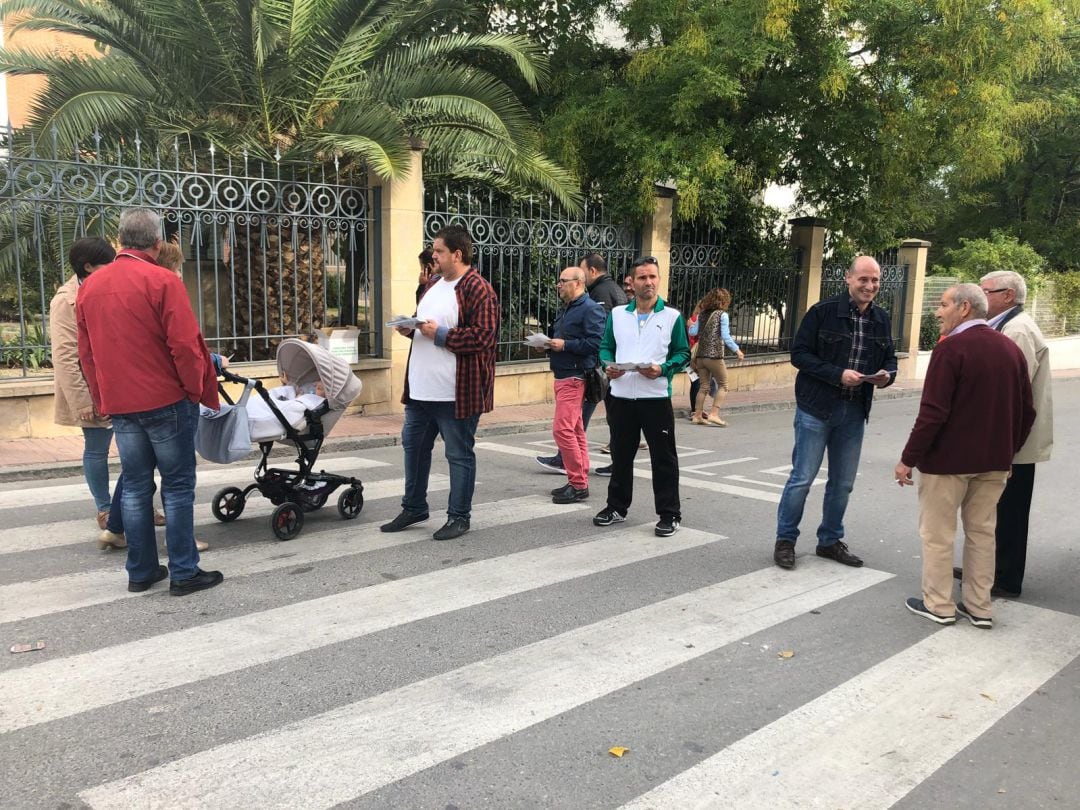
top-left (776, 401), bottom-right (866, 546)
top-left (401, 401), bottom-right (480, 521)
top-left (112, 399), bottom-right (200, 582)
top-left (550, 397), bottom-right (598, 465)
top-left (82, 426), bottom-right (114, 512)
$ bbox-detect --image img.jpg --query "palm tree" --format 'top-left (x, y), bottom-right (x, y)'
top-left (0, 0), bottom-right (581, 357)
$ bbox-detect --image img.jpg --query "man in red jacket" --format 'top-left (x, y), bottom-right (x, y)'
top-left (895, 283), bottom-right (1034, 629)
top-left (77, 208), bottom-right (223, 596)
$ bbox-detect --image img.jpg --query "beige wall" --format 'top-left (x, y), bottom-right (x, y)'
top-left (2, 27), bottom-right (97, 129)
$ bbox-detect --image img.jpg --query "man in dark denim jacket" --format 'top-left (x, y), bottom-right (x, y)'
top-left (774, 256), bottom-right (898, 570)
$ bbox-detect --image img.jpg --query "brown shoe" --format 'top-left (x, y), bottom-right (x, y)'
top-left (816, 541), bottom-right (863, 567)
top-left (154, 511), bottom-right (166, 527)
top-left (97, 529), bottom-right (127, 550)
top-left (774, 540), bottom-right (795, 569)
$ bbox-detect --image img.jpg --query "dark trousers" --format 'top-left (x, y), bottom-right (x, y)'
top-left (995, 463), bottom-right (1035, 593)
top-left (606, 396), bottom-right (680, 520)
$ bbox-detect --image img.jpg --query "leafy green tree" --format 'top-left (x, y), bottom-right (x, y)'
top-left (937, 230), bottom-right (1046, 286)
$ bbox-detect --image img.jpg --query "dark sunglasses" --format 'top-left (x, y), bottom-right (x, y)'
top-left (632, 255), bottom-right (658, 267)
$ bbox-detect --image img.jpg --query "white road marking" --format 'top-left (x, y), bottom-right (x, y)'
top-left (620, 600), bottom-right (1080, 810)
top-left (0, 484), bottom-right (575, 625)
top-left (2, 475), bottom-right (428, 556)
top-left (478, 442), bottom-right (781, 503)
top-left (723, 475), bottom-right (789, 489)
top-left (682, 457), bottom-right (758, 476)
top-left (0, 524), bottom-right (712, 734)
top-left (0, 456), bottom-right (388, 511)
top-left (79, 559), bottom-right (891, 810)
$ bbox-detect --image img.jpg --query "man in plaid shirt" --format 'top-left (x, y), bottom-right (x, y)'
top-left (773, 256), bottom-right (897, 570)
top-left (382, 224), bottom-right (499, 541)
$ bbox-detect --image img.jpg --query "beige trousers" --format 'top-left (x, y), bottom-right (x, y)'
top-left (917, 471), bottom-right (1008, 617)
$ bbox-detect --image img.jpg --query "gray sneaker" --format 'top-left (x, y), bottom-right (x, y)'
top-left (534, 455), bottom-right (565, 473)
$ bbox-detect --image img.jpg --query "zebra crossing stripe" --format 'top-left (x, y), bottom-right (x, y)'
top-left (476, 441), bottom-right (781, 503)
top-left (0, 455), bottom-right (388, 511)
top-left (1, 473), bottom-right (447, 556)
top-left (77, 558), bottom-right (892, 810)
top-left (0, 490), bottom-right (556, 625)
top-left (0, 525), bottom-right (717, 734)
top-left (619, 600), bottom-right (1080, 810)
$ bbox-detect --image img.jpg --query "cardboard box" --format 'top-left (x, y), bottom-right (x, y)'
top-left (316, 327), bottom-right (362, 364)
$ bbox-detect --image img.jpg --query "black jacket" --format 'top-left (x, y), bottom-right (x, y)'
top-left (791, 294), bottom-right (897, 422)
top-left (587, 274), bottom-right (628, 313)
top-left (549, 293), bottom-right (607, 379)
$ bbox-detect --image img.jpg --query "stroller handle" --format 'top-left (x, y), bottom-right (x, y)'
top-left (219, 368), bottom-right (264, 389)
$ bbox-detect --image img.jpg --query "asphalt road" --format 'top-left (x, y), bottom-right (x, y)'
top-left (2, 380), bottom-right (1079, 809)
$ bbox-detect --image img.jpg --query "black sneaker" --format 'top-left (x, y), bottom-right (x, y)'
top-left (956, 602), bottom-right (993, 629)
top-left (816, 541), bottom-right (863, 567)
top-left (551, 482), bottom-right (573, 496)
top-left (905, 597), bottom-right (956, 625)
top-left (534, 456), bottom-right (565, 473)
top-left (593, 507), bottom-right (626, 526)
top-left (774, 540), bottom-right (796, 569)
top-left (595, 465), bottom-right (613, 477)
top-left (170, 568), bottom-right (224, 596)
top-left (433, 517), bottom-right (470, 541)
top-left (128, 565), bottom-right (168, 593)
top-left (380, 510), bottom-right (429, 533)
top-left (655, 516), bottom-right (680, 537)
top-left (553, 486), bottom-right (589, 504)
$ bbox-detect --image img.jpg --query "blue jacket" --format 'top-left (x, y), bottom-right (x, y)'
top-left (791, 294), bottom-right (897, 422)
top-left (549, 293), bottom-right (607, 379)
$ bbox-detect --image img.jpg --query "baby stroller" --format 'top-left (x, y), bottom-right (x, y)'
top-left (210, 338), bottom-right (365, 540)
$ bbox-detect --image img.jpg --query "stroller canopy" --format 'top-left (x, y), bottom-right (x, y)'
top-left (276, 338), bottom-right (363, 409)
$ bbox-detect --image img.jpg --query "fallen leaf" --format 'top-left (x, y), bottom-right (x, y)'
top-left (980, 693), bottom-right (997, 703)
top-left (778, 650), bottom-right (795, 659)
top-left (937, 713), bottom-right (955, 720)
top-left (609, 746), bottom-right (630, 758)
top-left (997, 788), bottom-right (1007, 794)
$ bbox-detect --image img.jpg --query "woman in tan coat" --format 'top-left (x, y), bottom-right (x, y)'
top-left (51, 238), bottom-right (124, 546)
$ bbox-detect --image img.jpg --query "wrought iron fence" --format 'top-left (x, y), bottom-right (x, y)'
top-left (0, 126), bottom-right (377, 375)
top-left (668, 223), bottom-right (802, 357)
top-left (820, 258), bottom-right (908, 343)
top-left (423, 183), bottom-right (640, 363)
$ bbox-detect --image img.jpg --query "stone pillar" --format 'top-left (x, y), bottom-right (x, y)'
top-left (896, 238), bottom-right (931, 355)
top-left (368, 147), bottom-right (425, 414)
top-left (640, 184), bottom-right (676, 301)
top-left (789, 217), bottom-right (828, 330)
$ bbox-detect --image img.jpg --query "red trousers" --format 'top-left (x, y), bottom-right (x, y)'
top-left (553, 378), bottom-right (590, 488)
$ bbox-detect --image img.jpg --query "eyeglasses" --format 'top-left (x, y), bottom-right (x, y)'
top-left (981, 288), bottom-right (1008, 295)
top-left (555, 278), bottom-right (578, 285)
top-left (632, 256), bottom-right (658, 267)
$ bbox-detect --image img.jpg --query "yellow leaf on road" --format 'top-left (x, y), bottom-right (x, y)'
top-left (778, 650), bottom-right (795, 659)
top-left (609, 747), bottom-right (630, 758)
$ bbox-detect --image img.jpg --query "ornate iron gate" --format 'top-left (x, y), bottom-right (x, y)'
top-left (821, 250), bottom-right (908, 342)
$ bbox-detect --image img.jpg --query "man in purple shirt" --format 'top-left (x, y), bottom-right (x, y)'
top-left (895, 284), bottom-right (1034, 629)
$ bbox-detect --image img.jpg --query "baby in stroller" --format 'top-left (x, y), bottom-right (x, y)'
top-left (208, 338), bottom-right (365, 540)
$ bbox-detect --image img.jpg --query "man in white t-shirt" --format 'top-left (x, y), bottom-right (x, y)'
top-left (381, 225), bottom-right (499, 541)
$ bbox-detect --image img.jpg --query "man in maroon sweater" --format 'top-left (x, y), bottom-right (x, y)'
top-left (895, 284), bottom-right (1034, 629)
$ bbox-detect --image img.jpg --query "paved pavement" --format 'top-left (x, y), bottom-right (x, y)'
top-left (3, 375), bottom-right (1080, 808)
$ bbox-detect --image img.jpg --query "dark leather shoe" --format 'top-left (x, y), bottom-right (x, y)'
top-left (553, 486), bottom-right (589, 504)
top-left (551, 482), bottom-right (573, 496)
top-left (128, 565), bottom-right (168, 593)
top-left (433, 517), bottom-right (470, 541)
top-left (169, 568), bottom-right (224, 596)
top-left (774, 540), bottom-right (795, 569)
top-left (380, 510), bottom-right (429, 533)
top-left (991, 585), bottom-right (1021, 599)
top-left (816, 541), bottom-right (863, 567)
top-left (953, 566), bottom-right (963, 581)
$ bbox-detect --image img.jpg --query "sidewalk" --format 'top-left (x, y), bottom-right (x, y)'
top-left (0, 376), bottom-right (934, 482)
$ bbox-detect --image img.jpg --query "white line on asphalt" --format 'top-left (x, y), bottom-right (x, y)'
top-left (1, 475), bottom-right (441, 556)
top-left (619, 600), bottom-right (1080, 810)
top-left (0, 456), bottom-right (388, 511)
top-left (723, 475), bottom-right (788, 489)
top-left (0, 525), bottom-right (714, 734)
top-left (682, 457), bottom-right (758, 476)
top-left (2, 482), bottom-right (577, 626)
top-left (78, 559), bottom-right (892, 810)
top-left (477, 442), bottom-right (781, 503)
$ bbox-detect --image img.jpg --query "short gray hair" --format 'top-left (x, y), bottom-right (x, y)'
top-left (980, 270), bottom-right (1027, 304)
top-left (118, 208), bottom-right (162, 250)
top-left (950, 283), bottom-right (988, 319)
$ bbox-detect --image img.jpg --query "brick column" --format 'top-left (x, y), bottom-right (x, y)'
top-left (368, 147), bottom-right (425, 414)
top-left (789, 217), bottom-right (828, 330)
top-left (896, 238), bottom-right (931, 355)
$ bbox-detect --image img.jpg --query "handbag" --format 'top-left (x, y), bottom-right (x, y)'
top-left (583, 366), bottom-right (608, 404)
top-left (196, 380), bottom-right (255, 464)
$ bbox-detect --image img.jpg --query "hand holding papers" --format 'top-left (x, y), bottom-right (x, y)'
top-left (859, 369), bottom-right (895, 386)
top-left (386, 315), bottom-right (423, 330)
top-left (607, 361), bottom-right (656, 371)
top-left (523, 332), bottom-right (552, 349)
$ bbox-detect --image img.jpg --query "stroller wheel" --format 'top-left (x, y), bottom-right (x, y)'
top-left (337, 486), bottom-right (364, 520)
top-left (271, 502), bottom-right (304, 541)
top-left (212, 487), bottom-right (246, 522)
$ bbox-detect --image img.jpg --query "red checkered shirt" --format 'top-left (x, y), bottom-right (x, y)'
top-left (401, 267), bottom-right (499, 419)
